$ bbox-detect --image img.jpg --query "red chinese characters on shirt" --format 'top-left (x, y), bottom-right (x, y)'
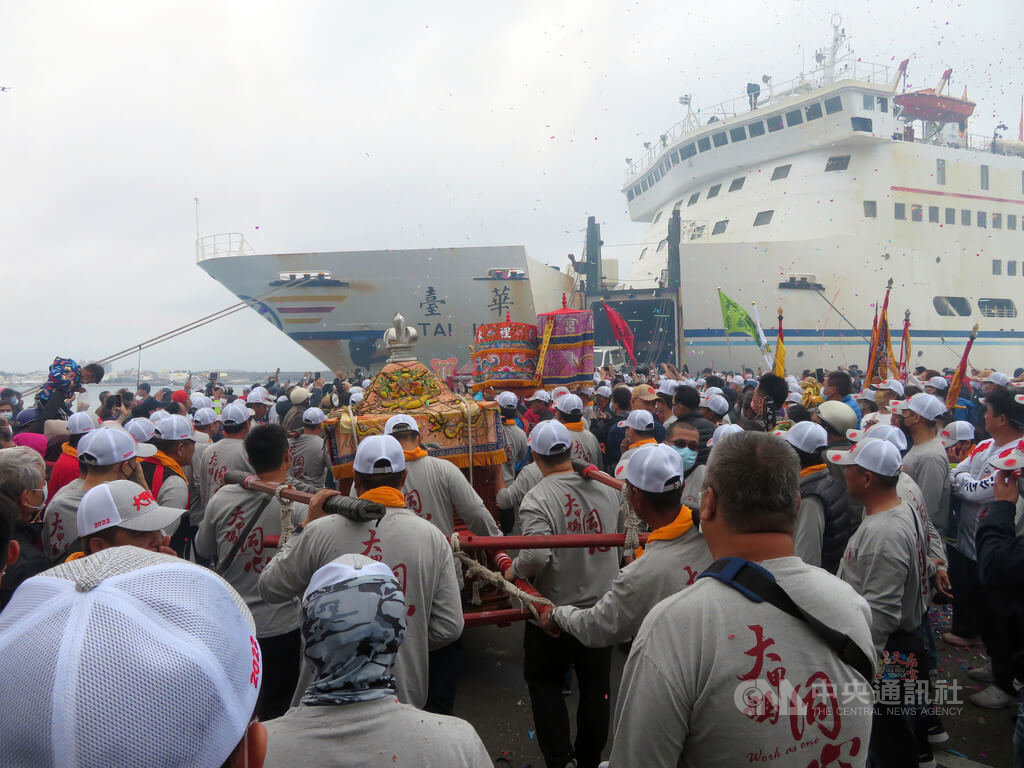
top-left (405, 489), bottom-right (429, 520)
top-left (289, 444), bottom-right (305, 476)
top-left (361, 529), bottom-right (384, 561)
top-left (242, 527), bottom-right (267, 574)
top-left (391, 563), bottom-right (416, 616)
top-left (49, 513), bottom-right (65, 557)
top-left (563, 494), bottom-right (607, 555)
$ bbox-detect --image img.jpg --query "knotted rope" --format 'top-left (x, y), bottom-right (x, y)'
top-left (276, 484), bottom-right (296, 548)
top-left (449, 532), bottom-right (554, 622)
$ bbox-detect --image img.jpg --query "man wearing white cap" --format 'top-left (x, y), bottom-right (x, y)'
top-left (286, 407), bottom-right (331, 491)
top-left (698, 393), bottom-right (730, 426)
top-left (504, 420), bottom-right (622, 768)
top-left (75, 479), bottom-right (185, 557)
top-left (939, 419), bottom-right (975, 463)
top-left (980, 371), bottom-right (1011, 396)
top-left (655, 379), bottom-right (678, 426)
top-left (554, 393), bottom-right (603, 466)
top-left (497, 391), bottom-right (528, 488)
top-left (282, 387), bottom-right (312, 435)
top-left (522, 389), bottom-right (553, 435)
top-left (832, 438), bottom-right (930, 764)
top-left (259, 434), bottom-right (463, 712)
top-left (262, 554), bottom-right (491, 767)
top-left (613, 410), bottom-right (658, 479)
top-left (197, 423), bottom-right (308, 721)
top-left (0, 548), bottom-right (268, 768)
top-left (141, 414), bottom-right (196, 510)
top-left (785, 421), bottom-right (853, 573)
top-left (893, 394), bottom-right (952, 536)
top-left (46, 410), bottom-right (95, 499)
top-left (246, 385), bottom-right (276, 425)
top-left (610, 431), bottom-right (872, 768)
top-left (187, 408), bottom-right (220, 545)
top-left (544, 443), bottom-right (711, 648)
top-left (923, 376), bottom-right (949, 397)
top-left (200, 399), bottom-right (255, 510)
top-left (587, 384), bottom-right (616, 459)
top-left (863, 378), bottom-right (904, 429)
top-left (43, 425), bottom-right (158, 562)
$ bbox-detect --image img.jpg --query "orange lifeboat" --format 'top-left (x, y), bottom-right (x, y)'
top-left (895, 89), bottom-right (975, 123)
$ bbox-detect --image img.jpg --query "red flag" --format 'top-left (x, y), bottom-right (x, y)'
top-left (866, 304), bottom-right (879, 376)
top-left (947, 324), bottom-right (978, 410)
top-left (866, 284), bottom-right (896, 385)
top-left (601, 301), bottom-right (637, 366)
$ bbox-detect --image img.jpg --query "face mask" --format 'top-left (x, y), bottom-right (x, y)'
top-left (27, 485), bottom-right (48, 511)
top-left (673, 446), bottom-right (698, 471)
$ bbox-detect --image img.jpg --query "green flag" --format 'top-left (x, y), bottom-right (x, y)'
top-left (718, 288), bottom-right (760, 342)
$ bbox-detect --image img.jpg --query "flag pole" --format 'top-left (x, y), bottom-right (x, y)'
top-left (946, 324), bottom-right (979, 411)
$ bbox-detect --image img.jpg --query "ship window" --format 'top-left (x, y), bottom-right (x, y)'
top-left (851, 117), bottom-right (873, 132)
top-left (651, 170), bottom-right (659, 183)
top-left (729, 177), bottom-right (745, 192)
top-left (729, 126), bottom-right (747, 142)
top-left (690, 224), bottom-right (706, 240)
top-left (1010, 261), bottom-right (1018, 277)
top-left (981, 165), bottom-right (990, 190)
top-left (748, 120), bottom-right (766, 137)
top-left (653, 211), bottom-right (663, 224)
top-left (687, 192), bottom-right (700, 206)
top-left (785, 109), bottom-right (803, 127)
top-left (992, 260), bottom-right (1002, 275)
top-left (933, 296), bottom-right (971, 316)
top-left (680, 143), bottom-right (697, 161)
top-left (945, 208), bottom-right (956, 225)
top-left (894, 203), bottom-right (906, 220)
top-left (928, 206), bottom-right (939, 223)
top-left (670, 150), bottom-right (679, 164)
top-left (936, 159), bottom-right (946, 185)
top-left (993, 213), bottom-right (1002, 229)
top-left (712, 132), bottom-right (728, 148)
top-left (657, 239), bottom-right (667, 252)
top-left (824, 96), bottom-right (843, 114)
top-left (911, 204), bottom-right (923, 222)
top-left (753, 210), bottom-right (774, 226)
top-left (977, 211), bottom-right (987, 228)
top-left (627, 189), bottom-right (635, 201)
top-left (961, 209), bottom-right (971, 226)
top-left (634, 185), bottom-right (642, 198)
top-left (805, 102), bottom-right (823, 121)
top-left (863, 200), bottom-right (877, 218)
top-left (766, 115), bottom-right (784, 132)
top-left (639, 247), bottom-right (648, 258)
top-left (877, 96), bottom-right (888, 113)
top-left (825, 155), bottom-right (850, 172)
top-left (771, 164), bottom-right (791, 180)
top-left (863, 94), bottom-right (874, 110)
top-left (978, 298), bottom-right (1017, 318)
top-left (641, 179), bottom-right (648, 192)
top-left (707, 184), bottom-right (721, 199)
top-left (1009, 214), bottom-right (1018, 230)
top-left (698, 136), bottom-right (712, 153)
top-left (712, 220), bottom-right (729, 235)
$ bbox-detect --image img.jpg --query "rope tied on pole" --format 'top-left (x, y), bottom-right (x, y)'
top-left (275, 483), bottom-right (296, 548)
top-left (448, 532), bottom-right (554, 622)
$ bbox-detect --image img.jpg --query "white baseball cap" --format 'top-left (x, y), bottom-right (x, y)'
top-left (526, 389), bottom-right (551, 403)
top-left (940, 420), bottom-right (976, 448)
top-left (353, 434), bottom-right (405, 474)
top-left (785, 392), bottom-right (803, 405)
top-left (732, 375), bottom-right (745, 386)
top-left (528, 420), bottom-right (573, 456)
top-left (826, 438), bottom-right (902, 477)
top-left (855, 388), bottom-right (875, 403)
top-left (987, 440), bottom-right (1024, 471)
top-left (361, 378), bottom-right (372, 388)
top-left (68, 411), bottom-right (96, 436)
top-left (551, 386), bottom-right (571, 400)
top-left (153, 414), bottom-right (195, 442)
top-left (704, 386), bottom-right (724, 397)
top-left (657, 380), bottom-right (679, 396)
top-left (783, 421), bottom-right (828, 453)
top-left (149, 410), bottom-right (168, 424)
top-left (701, 394), bottom-right (730, 416)
top-left (926, 376), bottom-right (949, 391)
top-left (245, 386), bottom-right (275, 407)
top-left (384, 414), bottom-right (419, 435)
top-left (618, 409), bottom-right (655, 431)
top-left (302, 407), bottom-right (327, 426)
top-left (497, 391), bottom-right (519, 409)
top-left (221, 399), bottom-right (254, 426)
top-left (77, 479), bottom-right (186, 537)
top-left (848, 424), bottom-right (908, 451)
top-left (349, 392), bottom-right (364, 405)
top-left (871, 379), bottom-right (905, 397)
top-left (625, 443), bottom-right (684, 492)
top-left (0, 547), bottom-right (261, 767)
top-left (290, 386), bottom-right (312, 405)
top-left (708, 423), bottom-right (744, 447)
top-left (896, 393), bottom-right (947, 421)
top-left (303, 552), bottom-right (398, 603)
top-left (193, 407), bottom-right (220, 427)
top-left (982, 372), bottom-right (1010, 387)
top-left (79, 425), bottom-right (157, 464)
top-left (556, 393), bottom-right (583, 414)
top-left (595, 385), bottom-right (612, 398)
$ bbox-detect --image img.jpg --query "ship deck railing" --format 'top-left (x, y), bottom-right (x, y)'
top-left (195, 233), bottom-right (255, 263)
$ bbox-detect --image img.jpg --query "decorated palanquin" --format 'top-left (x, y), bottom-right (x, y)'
top-left (471, 313), bottom-right (539, 395)
top-left (326, 313), bottom-right (507, 484)
top-left (535, 298), bottom-right (594, 391)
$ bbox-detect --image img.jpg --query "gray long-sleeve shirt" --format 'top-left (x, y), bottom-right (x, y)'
top-left (287, 433), bottom-right (329, 491)
top-left (501, 421), bottom-right (528, 485)
top-left (903, 436), bottom-right (952, 535)
top-left (199, 436), bottom-right (253, 510)
top-left (402, 455), bottom-right (500, 537)
top-left (258, 508), bottom-right (463, 708)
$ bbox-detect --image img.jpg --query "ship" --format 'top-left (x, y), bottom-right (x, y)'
top-left (198, 19), bottom-right (1024, 374)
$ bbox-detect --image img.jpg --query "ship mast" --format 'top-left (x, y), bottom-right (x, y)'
top-left (820, 14), bottom-right (847, 85)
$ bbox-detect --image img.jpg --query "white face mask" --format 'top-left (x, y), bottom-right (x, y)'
top-left (27, 485), bottom-right (47, 511)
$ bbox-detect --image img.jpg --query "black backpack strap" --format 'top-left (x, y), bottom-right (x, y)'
top-left (215, 495), bottom-right (274, 576)
top-left (699, 557), bottom-right (876, 682)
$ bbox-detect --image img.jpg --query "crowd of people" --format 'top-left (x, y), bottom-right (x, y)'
top-left (0, 355), bottom-right (1023, 767)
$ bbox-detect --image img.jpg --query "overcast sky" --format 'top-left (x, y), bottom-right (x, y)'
top-left (1, 0), bottom-right (1018, 374)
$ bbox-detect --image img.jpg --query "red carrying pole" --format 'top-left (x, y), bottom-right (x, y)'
top-left (459, 532), bottom-right (648, 551)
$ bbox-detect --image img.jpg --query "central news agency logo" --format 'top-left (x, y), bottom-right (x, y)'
top-left (734, 677), bottom-right (965, 718)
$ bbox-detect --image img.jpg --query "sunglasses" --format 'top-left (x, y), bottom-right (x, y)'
top-left (669, 439), bottom-right (700, 450)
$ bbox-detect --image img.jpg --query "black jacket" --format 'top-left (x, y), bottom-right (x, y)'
top-left (0, 521), bottom-right (50, 610)
top-left (977, 499), bottom-right (1024, 675)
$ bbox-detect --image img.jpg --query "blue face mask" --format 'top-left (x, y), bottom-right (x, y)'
top-left (673, 446), bottom-right (698, 471)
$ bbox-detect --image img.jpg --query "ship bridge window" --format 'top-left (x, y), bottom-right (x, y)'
top-left (945, 208), bottom-right (956, 224)
top-left (978, 298), bottom-right (1017, 318)
top-left (961, 209), bottom-right (971, 226)
top-left (627, 190), bottom-right (634, 201)
top-left (981, 165), bottom-right (990, 190)
top-left (928, 206), bottom-right (939, 223)
top-left (680, 143), bottom-right (697, 161)
top-left (894, 203), bottom-right (906, 220)
top-left (687, 192), bottom-right (700, 206)
top-left (1009, 214), bottom-right (1018, 230)
top-left (824, 96), bottom-right (843, 114)
top-left (657, 239), bottom-right (667, 252)
top-left (698, 136), bottom-right (712, 153)
top-left (707, 184), bottom-right (721, 199)
top-left (729, 177), bottom-right (745, 192)
top-left (851, 117), bottom-right (873, 132)
top-left (634, 185), bottom-right (642, 198)
top-left (863, 94), bottom-right (874, 110)
top-left (993, 259), bottom-right (1002, 275)
top-left (933, 296), bottom-right (971, 316)
top-left (641, 179), bottom-right (648, 192)
top-left (670, 150), bottom-right (679, 164)
top-left (753, 210), bottom-right (774, 226)
top-left (863, 200), bottom-right (877, 218)
top-left (825, 155), bottom-right (850, 172)
top-left (1010, 261), bottom-right (1018, 277)
top-left (729, 126), bottom-right (747, 142)
top-left (993, 213), bottom-right (1002, 229)
top-left (639, 247), bottom-right (648, 259)
top-left (785, 109), bottom-right (803, 127)
top-left (712, 220), bottom-right (729, 235)
top-left (911, 204), bottom-right (923, 222)
top-left (877, 96), bottom-right (888, 113)
top-left (653, 211), bottom-right (663, 224)
top-left (766, 115), bottom-right (784, 133)
top-left (771, 164), bottom-right (791, 181)
top-left (690, 224), bottom-right (706, 240)
top-left (977, 211), bottom-right (987, 228)
top-left (748, 121), bottom-right (766, 137)
top-left (805, 102), bottom-right (823, 121)
top-left (937, 159), bottom-right (946, 185)
top-left (712, 132), bottom-right (728, 148)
